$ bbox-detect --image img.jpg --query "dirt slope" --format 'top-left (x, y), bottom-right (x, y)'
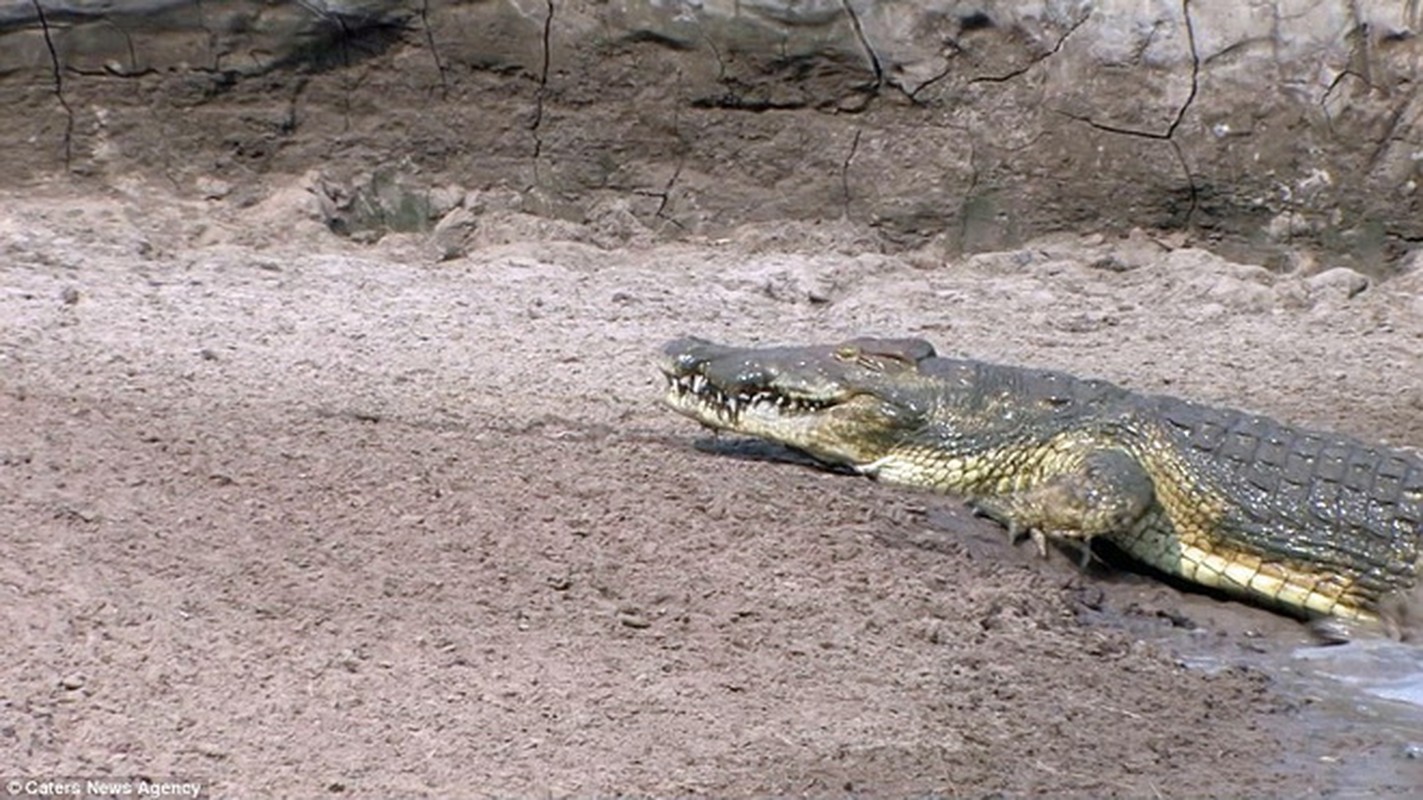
top-left (2, 183), bottom-right (1421, 797)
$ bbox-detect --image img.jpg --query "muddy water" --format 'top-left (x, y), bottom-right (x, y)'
top-left (1293, 639), bottom-right (1423, 712)
top-left (1177, 634), bottom-right (1423, 793)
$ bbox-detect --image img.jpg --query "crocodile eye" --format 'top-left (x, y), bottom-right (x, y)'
top-left (834, 345), bottom-right (860, 361)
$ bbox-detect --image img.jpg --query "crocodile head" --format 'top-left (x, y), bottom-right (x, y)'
top-left (659, 336), bottom-right (941, 470)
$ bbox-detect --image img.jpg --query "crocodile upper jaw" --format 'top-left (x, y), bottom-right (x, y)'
top-left (658, 336), bottom-right (934, 467)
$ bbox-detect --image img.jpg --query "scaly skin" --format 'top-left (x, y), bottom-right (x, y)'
top-left (659, 336), bottom-right (1423, 634)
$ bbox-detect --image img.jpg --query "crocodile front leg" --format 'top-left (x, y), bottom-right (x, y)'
top-left (972, 448), bottom-right (1156, 563)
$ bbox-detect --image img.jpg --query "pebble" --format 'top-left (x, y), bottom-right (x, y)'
top-left (195, 176), bottom-right (231, 200)
top-left (1306, 266), bottom-right (1369, 299)
top-left (432, 207), bottom-right (477, 262)
top-left (617, 610), bottom-right (651, 629)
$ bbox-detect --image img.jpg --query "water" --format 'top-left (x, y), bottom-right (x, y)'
top-left (1291, 639), bottom-right (1423, 711)
top-left (1178, 635), bottom-right (1423, 794)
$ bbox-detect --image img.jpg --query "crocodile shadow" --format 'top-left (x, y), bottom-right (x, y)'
top-left (692, 435), bottom-right (859, 475)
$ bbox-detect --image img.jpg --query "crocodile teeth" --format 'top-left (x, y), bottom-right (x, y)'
top-left (669, 371), bottom-right (824, 419)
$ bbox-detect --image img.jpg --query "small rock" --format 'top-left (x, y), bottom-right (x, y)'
top-left (1403, 742), bottom-right (1423, 760)
top-left (432, 207), bottom-right (477, 262)
top-left (1204, 276), bottom-right (1273, 312)
top-left (1306, 266), bottom-right (1369, 299)
top-left (60, 286), bottom-right (80, 305)
top-left (429, 184), bottom-right (466, 217)
top-left (59, 673), bottom-right (86, 691)
top-left (1265, 211), bottom-right (1312, 242)
top-left (1089, 255), bottom-right (1132, 272)
top-left (1397, 247), bottom-right (1423, 276)
top-left (464, 187), bottom-right (524, 214)
top-left (196, 176), bottom-right (232, 200)
top-left (586, 197), bottom-right (652, 248)
top-left (617, 610), bottom-right (652, 629)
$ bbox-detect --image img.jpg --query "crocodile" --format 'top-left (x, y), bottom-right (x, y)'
top-left (659, 336), bottom-right (1423, 638)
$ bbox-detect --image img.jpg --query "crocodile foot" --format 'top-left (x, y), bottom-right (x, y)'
top-left (971, 502), bottom-right (1099, 568)
top-left (970, 448), bottom-right (1154, 567)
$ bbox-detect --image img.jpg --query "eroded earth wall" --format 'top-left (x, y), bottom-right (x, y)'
top-left (2, 0), bottom-right (1421, 271)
